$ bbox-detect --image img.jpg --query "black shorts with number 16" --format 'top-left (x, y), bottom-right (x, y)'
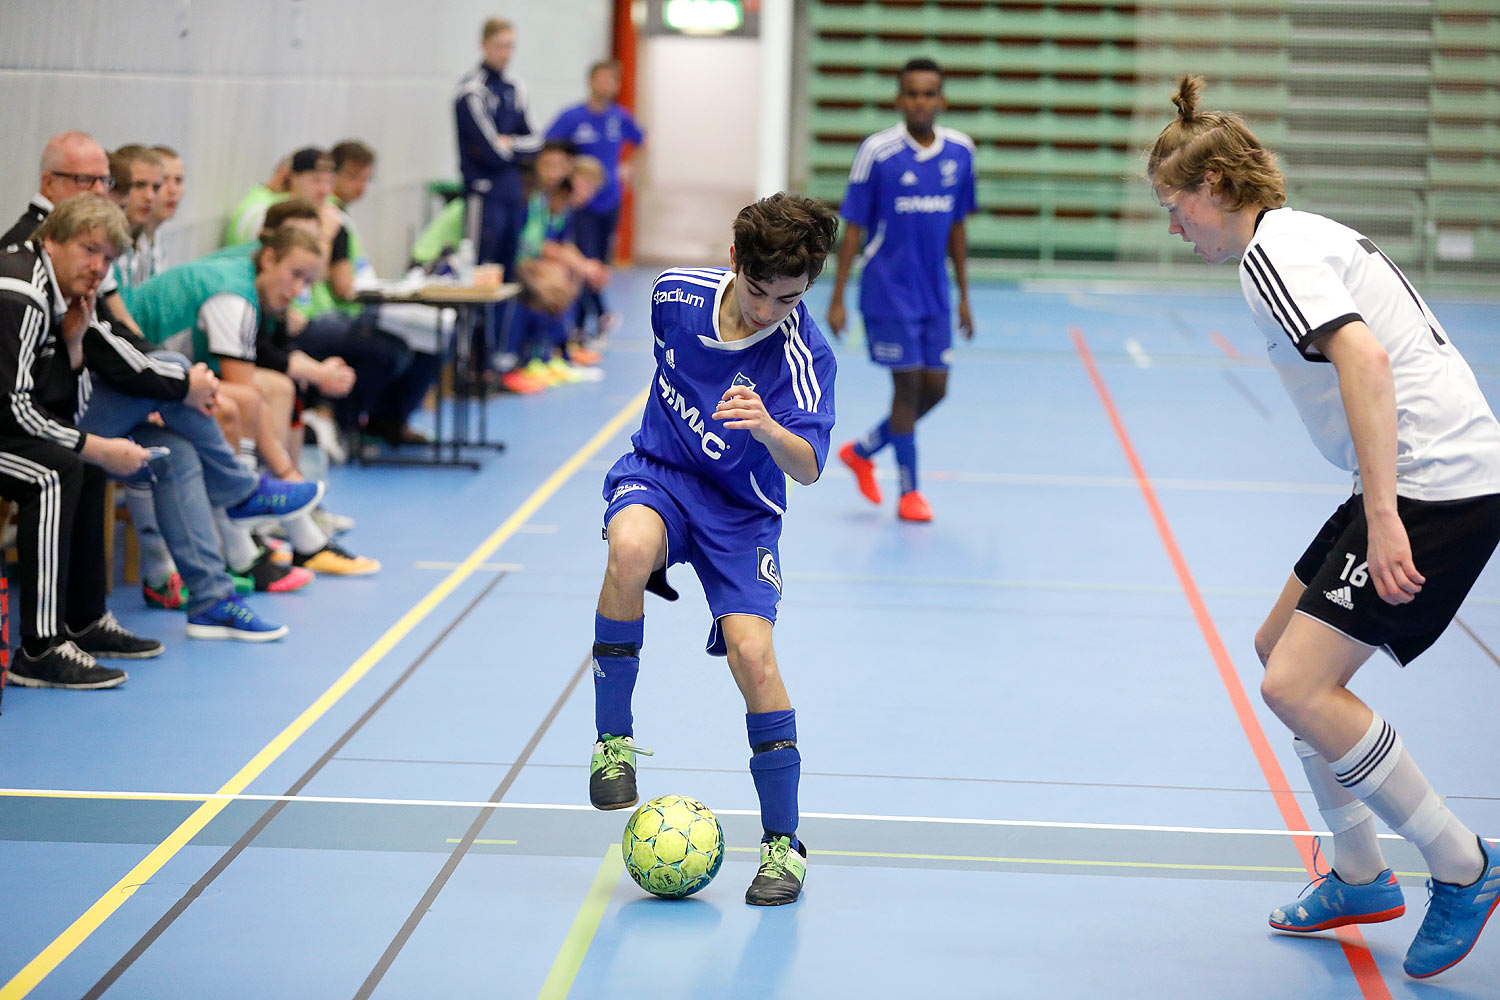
top-left (1293, 492), bottom-right (1500, 665)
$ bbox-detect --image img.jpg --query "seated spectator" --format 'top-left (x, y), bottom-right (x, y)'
top-left (4, 131), bottom-right (147, 340)
top-left (509, 148), bottom-right (609, 388)
top-left (106, 144), bottom-right (164, 291)
top-left (287, 142), bottom-right (416, 447)
top-left (124, 226), bottom-right (380, 576)
top-left (148, 145), bottom-right (185, 261)
top-left (224, 155), bottom-right (291, 246)
top-left (0, 197), bottom-right (304, 686)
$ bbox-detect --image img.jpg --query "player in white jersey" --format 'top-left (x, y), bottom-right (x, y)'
top-left (1148, 75), bottom-right (1500, 979)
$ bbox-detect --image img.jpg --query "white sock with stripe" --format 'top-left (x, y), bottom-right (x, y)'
top-left (1294, 737), bottom-right (1386, 884)
top-left (1332, 713), bottom-right (1484, 886)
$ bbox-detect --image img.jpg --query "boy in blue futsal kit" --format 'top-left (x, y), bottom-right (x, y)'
top-left (827, 58), bottom-right (976, 522)
top-left (589, 193), bottom-right (839, 905)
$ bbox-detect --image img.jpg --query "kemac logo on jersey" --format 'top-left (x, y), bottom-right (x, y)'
top-left (894, 194), bottom-right (954, 215)
top-left (658, 372), bottom-right (729, 460)
top-left (756, 547), bottom-right (782, 594)
top-left (654, 287), bottom-right (706, 308)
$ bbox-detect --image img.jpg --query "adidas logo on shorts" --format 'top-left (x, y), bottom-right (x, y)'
top-left (1324, 585), bottom-right (1354, 610)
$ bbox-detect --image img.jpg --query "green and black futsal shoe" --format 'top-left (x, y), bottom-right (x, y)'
top-left (745, 835), bottom-right (807, 905)
top-left (589, 734), bottom-right (652, 810)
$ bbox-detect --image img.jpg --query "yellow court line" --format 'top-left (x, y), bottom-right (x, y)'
top-left (537, 845), bottom-right (624, 1000)
top-left (0, 390), bottom-right (647, 1000)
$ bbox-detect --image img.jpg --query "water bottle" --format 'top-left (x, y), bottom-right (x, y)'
top-left (452, 238), bottom-right (476, 284)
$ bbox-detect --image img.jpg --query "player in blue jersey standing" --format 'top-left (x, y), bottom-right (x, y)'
top-left (588, 193), bottom-right (839, 906)
top-left (827, 58), bottom-right (976, 522)
top-left (546, 60), bottom-right (646, 342)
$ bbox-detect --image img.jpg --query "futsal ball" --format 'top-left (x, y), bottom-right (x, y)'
top-left (621, 794), bottom-right (725, 898)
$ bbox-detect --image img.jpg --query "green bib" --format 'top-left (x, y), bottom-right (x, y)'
top-left (122, 253), bottom-right (258, 375)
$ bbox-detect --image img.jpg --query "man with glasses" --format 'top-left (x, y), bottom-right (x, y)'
top-left (3, 131), bottom-right (146, 341)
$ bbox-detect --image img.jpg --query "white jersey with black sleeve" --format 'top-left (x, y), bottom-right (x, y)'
top-left (1240, 207), bottom-right (1500, 501)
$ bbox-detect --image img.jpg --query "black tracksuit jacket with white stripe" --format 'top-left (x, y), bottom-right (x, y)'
top-left (0, 240), bottom-right (189, 452)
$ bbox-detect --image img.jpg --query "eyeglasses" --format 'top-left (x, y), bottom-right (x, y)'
top-left (49, 170), bottom-right (114, 191)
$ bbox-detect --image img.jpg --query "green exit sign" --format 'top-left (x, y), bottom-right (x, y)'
top-left (663, 0), bottom-right (743, 34)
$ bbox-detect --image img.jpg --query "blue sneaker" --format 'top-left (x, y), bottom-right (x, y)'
top-left (224, 475), bottom-right (324, 522)
top-left (1270, 868), bottom-right (1405, 933)
top-left (1404, 837), bottom-right (1500, 979)
top-left (186, 596), bottom-right (288, 642)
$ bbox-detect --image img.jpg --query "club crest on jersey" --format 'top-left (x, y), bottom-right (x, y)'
top-left (941, 159), bottom-right (958, 186)
top-left (731, 372), bottom-right (756, 391)
top-left (756, 547), bottom-right (782, 593)
top-left (666, 348), bottom-right (676, 368)
top-left (900, 170), bottom-right (918, 186)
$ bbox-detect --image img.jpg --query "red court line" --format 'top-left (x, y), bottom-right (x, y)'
top-left (1210, 331), bottom-right (1243, 360)
top-left (1071, 328), bottom-right (1393, 1000)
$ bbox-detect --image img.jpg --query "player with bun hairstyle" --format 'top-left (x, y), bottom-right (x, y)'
top-left (587, 193), bottom-right (839, 907)
top-left (1149, 75), bottom-right (1500, 979)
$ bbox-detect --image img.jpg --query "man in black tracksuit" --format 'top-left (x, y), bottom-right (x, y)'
top-left (0, 195), bottom-right (198, 689)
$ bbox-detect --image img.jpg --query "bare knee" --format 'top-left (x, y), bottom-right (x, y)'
top-left (605, 532), bottom-right (659, 591)
top-left (725, 631), bottom-right (775, 686)
top-left (1259, 656), bottom-right (1311, 728)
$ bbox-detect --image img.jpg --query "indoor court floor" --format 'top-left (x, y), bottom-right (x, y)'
top-left (2, 267), bottom-right (1498, 999)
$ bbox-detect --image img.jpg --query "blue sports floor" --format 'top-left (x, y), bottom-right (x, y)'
top-left (2, 268), bottom-right (1498, 999)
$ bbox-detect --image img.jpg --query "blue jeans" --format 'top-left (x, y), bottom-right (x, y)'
top-left (78, 352), bottom-right (257, 615)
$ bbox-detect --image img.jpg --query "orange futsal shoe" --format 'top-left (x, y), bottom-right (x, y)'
top-left (897, 490), bottom-right (932, 522)
top-left (838, 442), bottom-right (882, 505)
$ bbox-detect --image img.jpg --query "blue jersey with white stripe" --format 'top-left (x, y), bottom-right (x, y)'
top-left (631, 267), bottom-right (837, 515)
top-left (840, 125), bottom-right (976, 322)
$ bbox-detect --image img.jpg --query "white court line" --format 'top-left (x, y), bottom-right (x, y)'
top-left (858, 469), bottom-right (1350, 495)
top-left (1, 787), bottom-right (1473, 842)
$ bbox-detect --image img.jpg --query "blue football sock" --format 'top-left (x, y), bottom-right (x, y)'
top-left (747, 709), bottom-right (800, 846)
top-left (853, 419), bottom-right (892, 459)
top-left (593, 613), bottom-right (642, 739)
top-left (892, 432), bottom-right (917, 494)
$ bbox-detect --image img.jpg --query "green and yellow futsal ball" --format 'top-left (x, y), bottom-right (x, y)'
top-left (622, 794), bottom-right (725, 898)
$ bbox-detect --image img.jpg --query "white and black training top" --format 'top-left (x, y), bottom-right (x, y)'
top-left (1240, 206), bottom-right (1500, 501)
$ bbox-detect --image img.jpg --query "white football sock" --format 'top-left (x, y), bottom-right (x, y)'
top-left (1294, 737), bottom-right (1386, 883)
top-left (1332, 713), bottom-right (1484, 886)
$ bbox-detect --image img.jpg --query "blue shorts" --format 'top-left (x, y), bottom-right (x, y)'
top-left (603, 452), bottom-right (784, 656)
top-left (865, 315), bottom-right (952, 370)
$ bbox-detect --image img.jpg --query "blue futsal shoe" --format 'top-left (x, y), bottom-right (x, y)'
top-left (1404, 837), bottom-right (1500, 979)
top-left (1269, 859), bottom-right (1405, 933)
top-left (224, 475), bottom-right (324, 522)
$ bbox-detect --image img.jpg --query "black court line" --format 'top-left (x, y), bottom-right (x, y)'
top-left (351, 652), bottom-right (592, 999)
top-left (1455, 614), bottom-right (1500, 672)
top-left (1221, 371), bottom-right (1272, 420)
top-left (81, 572), bottom-right (510, 999)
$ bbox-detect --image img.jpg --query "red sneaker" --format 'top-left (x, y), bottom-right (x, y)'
top-left (838, 442), bottom-right (882, 505)
top-left (500, 369), bottom-right (546, 395)
top-left (897, 490), bottom-right (932, 522)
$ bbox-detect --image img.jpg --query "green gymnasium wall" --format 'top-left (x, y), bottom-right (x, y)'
top-left (802, 0), bottom-right (1500, 292)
